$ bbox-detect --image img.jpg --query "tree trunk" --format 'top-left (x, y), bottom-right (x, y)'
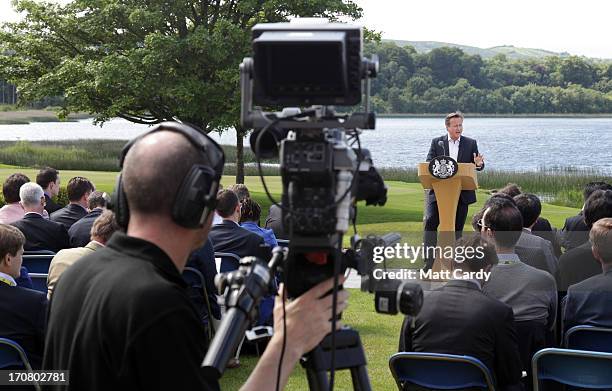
top-left (235, 126), bottom-right (245, 184)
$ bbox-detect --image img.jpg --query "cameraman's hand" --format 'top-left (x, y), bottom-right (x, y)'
top-left (240, 276), bottom-right (349, 391)
top-left (274, 276), bottom-right (349, 357)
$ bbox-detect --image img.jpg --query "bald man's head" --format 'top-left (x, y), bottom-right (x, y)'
top-left (122, 130), bottom-right (210, 217)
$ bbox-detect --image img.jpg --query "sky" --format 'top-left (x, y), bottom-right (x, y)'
top-left (354, 0), bottom-right (611, 59)
top-left (1, 0), bottom-right (610, 58)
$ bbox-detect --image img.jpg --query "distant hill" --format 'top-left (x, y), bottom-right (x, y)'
top-left (389, 40), bottom-right (573, 60)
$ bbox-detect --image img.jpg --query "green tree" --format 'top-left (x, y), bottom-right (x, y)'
top-left (0, 0), bottom-right (362, 183)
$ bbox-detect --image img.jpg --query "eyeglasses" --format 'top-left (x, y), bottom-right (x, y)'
top-left (477, 219), bottom-right (489, 230)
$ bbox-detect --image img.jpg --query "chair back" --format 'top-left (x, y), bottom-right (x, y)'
top-left (28, 273), bottom-right (48, 294)
top-left (21, 254), bottom-right (54, 274)
top-left (0, 338), bottom-right (34, 370)
top-left (565, 325), bottom-right (612, 353)
top-left (389, 352), bottom-right (496, 390)
top-left (23, 250), bottom-right (55, 255)
top-left (532, 348), bottom-right (612, 391)
top-left (214, 252), bottom-right (241, 273)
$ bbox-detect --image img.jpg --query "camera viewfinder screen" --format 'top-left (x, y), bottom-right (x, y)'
top-left (261, 42), bottom-right (346, 99)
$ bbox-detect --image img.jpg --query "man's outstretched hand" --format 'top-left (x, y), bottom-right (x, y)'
top-left (473, 153), bottom-right (485, 168)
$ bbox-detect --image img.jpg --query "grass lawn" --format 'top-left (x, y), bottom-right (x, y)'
top-left (0, 167), bottom-right (580, 389)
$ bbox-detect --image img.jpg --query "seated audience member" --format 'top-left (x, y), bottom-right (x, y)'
top-left (227, 183), bottom-right (250, 202)
top-left (399, 235), bottom-right (523, 391)
top-left (47, 210), bottom-right (119, 298)
top-left (0, 173), bottom-right (30, 224)
top-left (240, 198), bottom-right (278, 248)
top-left (480, 200), bottom-right (557, 373)
top-left (561, 181), bottom-right (612, 251)
top-left (36, 167), bottom-right (62, 214)
top-left (559, 189), bottom-right (612, 291)
top-left (264, 204), bottom-right (288, 240)
top-left (0, 224), bottom-right (47, 368)
top-left (563, 218), bottom-right (612, 333)
top-left (209, 190), bottom-right (271, 261)
top-left (513, 194), bottom-right (558, 276)
top-left (474, 194), bottom-right (552, 275)
top-left (50, 176), bottom-right (95, 229)
top-left (11, 183), bottom-right (70, 252)
top-left (498, 183), bottom-right (561, 256)
top-left (68, 191), bottom-right (110, 247)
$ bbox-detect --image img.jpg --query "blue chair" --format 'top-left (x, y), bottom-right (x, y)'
top-left (565, 325), bottom-right (612, 353)
top-left (532, 348), bottom-right (612, 391)
top-left (0, 338), bottom-right (34, 370)
top-left (214, 252), bottom-right (241, 273)
top-left (28, 273), bottom-right (48, 294)
top-left (21, 254), bottom-right (54, 274)
top-left (389, 352), bottom-right (496, 390)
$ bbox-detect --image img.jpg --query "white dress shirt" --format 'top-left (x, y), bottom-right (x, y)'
top-left (448, 136), bottom-right (460, 161)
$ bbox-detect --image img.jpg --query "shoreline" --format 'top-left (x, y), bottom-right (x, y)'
top-left (379, 113), bottom-right (612, 118)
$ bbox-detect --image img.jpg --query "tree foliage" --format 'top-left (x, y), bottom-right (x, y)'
top-left (0, 0), bottom-right (362, 130)
top-left (364, 42), bottom-right (612, 114)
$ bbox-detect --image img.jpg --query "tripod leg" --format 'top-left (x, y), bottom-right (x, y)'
top-left (305, 367), bottom-right (328, 391)
top-left (350, 365), bottom-right (372, 391)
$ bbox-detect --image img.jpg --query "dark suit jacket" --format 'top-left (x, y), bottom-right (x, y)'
top-left (50, 203), bottom-right (87, 230)
top-left (68, 208), bottom-right (103, 247)
top-left (44, 193), bottom-right (62, 215)
top-left (0, 283), bottom-right (47, 368)
top-left (532, 217), bottom-right (562, 257)
top-left (11, 213), bottom-right (70, 253)
top-left (209, 220), bottom-right (272, 261)
top-left (399, 280), bottom-right (522, 388)
top-left (186, 239), bottom-right (220, 320)
top-left (426, 135), bottom-right (483, 205)
top-left (558, 241), bottom-right (602, 291)
top-left (560, 212), bottom-right (589, 251)
top-left (264, 204), bottom-right (288, 240)
top-left (563, 269), bottom-right (612, 333)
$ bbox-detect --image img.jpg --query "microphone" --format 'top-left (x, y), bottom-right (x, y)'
top-left (437, 140), bottom-right (447, 156)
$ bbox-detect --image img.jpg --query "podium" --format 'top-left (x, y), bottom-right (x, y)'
top-left (418, 161), bottom-right (478, 274)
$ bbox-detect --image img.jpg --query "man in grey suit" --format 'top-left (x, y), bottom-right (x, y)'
top-left (423, 111), bottom-right (484, 269)
top-left (563, 218), bottom-right (612, 333)
top-left (513, 194), bottom-right (558, 277)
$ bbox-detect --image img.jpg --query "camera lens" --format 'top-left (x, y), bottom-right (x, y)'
top-left (374, 279), bottom-right (423, 316)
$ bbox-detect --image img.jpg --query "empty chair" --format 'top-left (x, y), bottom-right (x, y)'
top-left (564, 325), bottom-right (612, 353)
top-left (389, 352), bottom-right (496, 390)
top-left (21, 254), bottom-right (54, 274)
top-left (214, 252), bottom-right (241, 274)
top-left (532, 348), bottom-right (612, 391)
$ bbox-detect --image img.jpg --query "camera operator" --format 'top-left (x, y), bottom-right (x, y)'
top-left (43, 126), bottom-right (349, 390)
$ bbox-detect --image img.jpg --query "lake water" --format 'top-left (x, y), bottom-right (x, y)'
top-left (0, 117), bottom-right (610, 172)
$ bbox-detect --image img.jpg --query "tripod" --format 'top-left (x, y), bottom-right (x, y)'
top-left (301, 327), bottom-right (371, 391)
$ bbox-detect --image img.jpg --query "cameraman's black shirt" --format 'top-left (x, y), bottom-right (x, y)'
top-left (43, 232), bottom-right (220, 391)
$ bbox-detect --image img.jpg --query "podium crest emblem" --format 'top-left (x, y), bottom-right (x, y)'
top-left (428, 156), bottom-right (458, 179)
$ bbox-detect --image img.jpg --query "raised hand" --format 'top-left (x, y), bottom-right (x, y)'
top-left (473, 153), bottom-right (484, 167)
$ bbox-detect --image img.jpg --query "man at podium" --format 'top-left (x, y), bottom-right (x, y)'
top-left (423, 111), bottom-right (485, 270)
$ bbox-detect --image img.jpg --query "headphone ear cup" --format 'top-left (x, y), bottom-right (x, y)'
top-left (110, 173), bottom-right (130, 230)
top-left (172, 165), bottom-right (217, 228)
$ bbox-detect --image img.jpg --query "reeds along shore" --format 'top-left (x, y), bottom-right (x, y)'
top-left (0, 140), bottom-right (609, 209)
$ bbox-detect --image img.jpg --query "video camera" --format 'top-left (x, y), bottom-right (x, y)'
top-left (204, 20), bottom-right (423, 388)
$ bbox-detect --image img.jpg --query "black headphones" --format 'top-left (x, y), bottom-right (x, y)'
top-left (110, 121), bottom-right (225, 230)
